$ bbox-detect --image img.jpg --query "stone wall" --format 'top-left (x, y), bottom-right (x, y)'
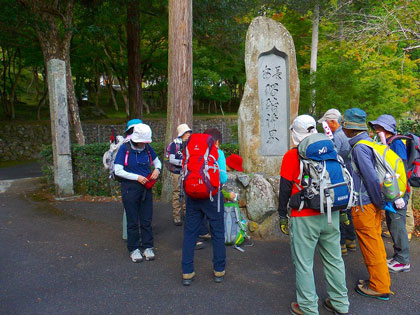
top-left (0, 117), bottom-right (237, 161)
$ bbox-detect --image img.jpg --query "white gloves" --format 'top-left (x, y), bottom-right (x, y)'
top-left (394, 197), bottom-right (405, 209)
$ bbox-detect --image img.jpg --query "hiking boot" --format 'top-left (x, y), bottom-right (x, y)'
top-left (388, 259), bottom-right (410, 273)
top-left (199, 233), bottom-right (211, 240)
top-left (173, 219), bottom-right (183, 226)
top-left (341, 244), bottom-right (348, 256)
top-left (182, 272), bottom-right (195, 286)
top-left (355, 283), bottom-right (390, 301)
top-left (195, 241), bottom-right (205, 250)
top-left (382, 230), bottom-right (391, 238)
top-left (129, 249), bottom-right (143, 263)
top-left (323, 298), bottom-right (348, 315)
top-left (143, 248), bottom-right (155, 261)
top-left (358, 279), bottom-right (369, 286)
top-left (213, 270), bottom-right (225, 283)
top-left (290, 302), bottom-right (303, 315)
top-left (345, 239), bottom-right (356, 251)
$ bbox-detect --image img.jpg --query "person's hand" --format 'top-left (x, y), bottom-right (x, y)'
top-left (394, 198), bottom-right (405, 209)
top-left (279, 217), bottom-right (289, 235)
top-left (340, 212), bottom-right (350, 225)
top-left (137, 175), bottom-right (148, 185)
top-left (229, 192), bottom-right (237, 201)
top-left (150, 169), bottom-right (160, 180)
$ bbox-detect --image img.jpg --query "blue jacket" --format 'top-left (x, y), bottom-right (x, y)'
top-left (348, 132), bottom-right (384, 209)
top-left (333, 126), bottom-right (351, 167)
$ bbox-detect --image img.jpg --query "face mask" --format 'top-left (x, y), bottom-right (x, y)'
top-left (292, 131), bottom-right (301, 146)
top-left (377, 131), bottom-right (387, 145)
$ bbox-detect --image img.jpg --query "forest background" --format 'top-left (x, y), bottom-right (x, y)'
top-left (0, 0), bottom-right (419, 132)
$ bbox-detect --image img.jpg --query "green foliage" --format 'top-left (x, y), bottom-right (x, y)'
top-left (220, 143), bottom-right (239, 157)
top-left (397, 119), bottom-right (420, 136)
top-left (39, 142), bottom-right (165, 197)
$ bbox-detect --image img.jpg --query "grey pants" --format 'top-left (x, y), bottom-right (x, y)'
top-left (386, 194), bottom-right (410, 264)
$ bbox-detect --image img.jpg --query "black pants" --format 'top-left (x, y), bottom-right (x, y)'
top-left (121, 181), bottom-right (153, 252)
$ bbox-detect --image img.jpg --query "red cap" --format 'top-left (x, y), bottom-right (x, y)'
top-left (226, 154), bottom-right (243, 172)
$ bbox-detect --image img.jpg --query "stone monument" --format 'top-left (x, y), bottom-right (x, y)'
top-left (238, 16), bottom-right (299, 176)
top-left (47, 59), bottom-right (74, 197)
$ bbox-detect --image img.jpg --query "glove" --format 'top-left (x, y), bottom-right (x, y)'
top-left (340, 212), bottom-right (350, 225)
top-left (279, 217), bottom-right (289, 235)
top-left (394, 198), bottom-right (405, 209)
top-left (384, 202), bottom-right (397, 214)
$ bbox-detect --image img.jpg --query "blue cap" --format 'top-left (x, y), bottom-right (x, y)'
top-left (342, 108), bottom-right (368, 131)
top-left (125, 119), bottom-right (142, 132)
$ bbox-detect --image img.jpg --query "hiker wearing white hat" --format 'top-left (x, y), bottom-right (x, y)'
top-left (166, 124), bottom-right (192, 226)
top-left (114, 123), bottom-right (162, 263)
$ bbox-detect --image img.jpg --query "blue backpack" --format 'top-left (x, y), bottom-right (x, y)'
top-left (289, 133), bottom-right (354, 223)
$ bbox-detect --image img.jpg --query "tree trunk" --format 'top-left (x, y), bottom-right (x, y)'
top-left (310, 2), bottom-right (319, 115)
top-left (162, 0), bottom-right (193, 202)
top-left (127, 0), bottom-right (142, 119)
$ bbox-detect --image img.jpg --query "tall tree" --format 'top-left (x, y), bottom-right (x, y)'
top-left (127, 0), bottom-right (142, 118)
top-left (16, 0), bottom-right (85, 144)
top-left (310, 1), bottom-right (319, 114)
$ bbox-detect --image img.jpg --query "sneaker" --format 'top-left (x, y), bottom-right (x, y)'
top-left (387, 257), bottom-right (394, 264)
top-left (341, 244), bottom-right (348, 256)
top-left (214, 270), bottom-right (225, 283)
top-left (143, 248), bottom-right (155, 261)
top-left (173, 219), bottom-right (183, 226)
top-left (195, 241), bottom-right (205, 250)
top-left (129, 249), bottom-right (143, 263)
top-left (199, 233), bottom-right (211, 240)
top-left (290, 302), bottom-right (303, 315)
top-left (355, 283), bottom-right (390, 301)
top-left (323, 298), bottom-right (348, 315)
top-left (388, 259), bottom-right (410, 273)
top-left (345, 239), bottom-right (356, 251)
top-left (382, 230), bottom-right (391, 238)
top-left (182, 272), bottom-right (195, 286)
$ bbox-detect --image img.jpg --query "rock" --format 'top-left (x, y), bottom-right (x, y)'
top-left (246, 174), bottom-right (276, 223)
top-left (238, 16), bottom-right (299, 176)
top-left (267, 176), bottom-right (281, 199)
top-left (256, 213), bottom-right (283, 239)
top-left (248, 220), bottom-right (259, 232)
top-left (237, 174), bottom-right (251, 187)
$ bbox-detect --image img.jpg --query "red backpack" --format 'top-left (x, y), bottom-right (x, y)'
top-left (182, 133), bottom-right (220, 199)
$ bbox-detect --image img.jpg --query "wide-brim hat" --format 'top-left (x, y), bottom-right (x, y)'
top-left (177, 124), bottom-right (192, 137)
top-left (131, 124), bottom-right (152, 143)
top-left (318, 109), bottom-right (342, 123)
top-left (342, 108), bottom-right (368, 131)
top-left (368, 114), bottom-right (396, 134)
top-left (226, 154), bottom-right (243, 172)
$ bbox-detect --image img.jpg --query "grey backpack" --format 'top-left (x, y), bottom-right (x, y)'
top-left (224, 202), bottom-right (249, 248)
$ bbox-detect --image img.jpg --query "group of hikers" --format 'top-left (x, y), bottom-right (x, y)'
top-left (106, 107), bottom-right (417, 315)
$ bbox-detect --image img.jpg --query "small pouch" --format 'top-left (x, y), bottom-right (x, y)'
top-left (144, 173), bottom-right (157, 189)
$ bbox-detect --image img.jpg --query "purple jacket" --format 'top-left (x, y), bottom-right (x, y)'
top-left (348, 132), bottom-right (384, 209)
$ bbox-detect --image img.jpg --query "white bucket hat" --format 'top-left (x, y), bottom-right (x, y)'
top-left (290, 115), bottom-right (317, 145)
top-left (177, 124), bottom-right (192, 137)
top-left (131, 124), bottom-right (152, 143)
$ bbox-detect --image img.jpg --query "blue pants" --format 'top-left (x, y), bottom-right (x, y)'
top-left (340, 208), bottom-right (356, 245)
top-left (182, 193), bottom-right (226, 274)
top-left (121, 181), bottom-right (153, 252)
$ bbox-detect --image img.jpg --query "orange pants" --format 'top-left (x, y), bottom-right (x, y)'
top-left (352, 204), bottom-right (391, 294)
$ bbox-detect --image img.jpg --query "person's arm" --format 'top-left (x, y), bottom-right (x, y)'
top-left (168, 142), bottom-right (182, 166)
top-left (114, 164), bottom-right (140, 181)
top-left (217, 149), bottom-right (228, 184)
top-left (353, 145), bottom-right (384, 209)
top-left (278, 177), bottom-right (293, 218)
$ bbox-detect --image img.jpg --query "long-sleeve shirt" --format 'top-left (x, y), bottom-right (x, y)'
top-left (114, 142), bottom-right (161, 182)
top-left (333, 126), bottom-right (351, 167)
top-left (348, 132), bottom-right (384, 209)
top-left (218, 148), bottom-right (227, 184)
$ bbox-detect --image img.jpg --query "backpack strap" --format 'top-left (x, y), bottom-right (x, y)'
top-left (146, 144), bottom-right (153, 166)
top-left (124, 142), bottom-right (131, 167)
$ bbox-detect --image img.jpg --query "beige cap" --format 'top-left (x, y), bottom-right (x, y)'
top-left (318, 109), bottom-right (342, 123)
top-left (177, 124), bottom-right (192, 137)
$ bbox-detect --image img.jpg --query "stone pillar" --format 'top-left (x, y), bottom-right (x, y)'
top-left (238, 17), bottom-right (299, 176)
top-left (47, 59), bottom-right (74, 197)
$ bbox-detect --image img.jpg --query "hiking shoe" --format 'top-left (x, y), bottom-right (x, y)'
top-left (173, 219), bottom-right (183, 226)
top-left (199, 233), bottom-right (211, 240)
top-left (341, 244), bottom-right (348, 256)
top-left (323, 298), bottom-right (348, 314)
top-left (195, 241), bottom-right (205, 250)
top-left (182, 272), bottom-right (195, 286)
top-left (290, 302), bottom-right (303, 315)
top-left (214, 270), bottom-right (225, 283)
top-left (143, 248), bottom-right (155, 261)
top-left (382, 231), bottom-right (391, 238)
top-left (388, 259), bottom-right (410, 273)
top-left (345, 239), bottom-right (356, 251)
top-left (355, 283), bottom-right (390, 301)
top-left (129, 249), bottom-right (143, 263)
top-left (358, 279), bottom-right (369, 286)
